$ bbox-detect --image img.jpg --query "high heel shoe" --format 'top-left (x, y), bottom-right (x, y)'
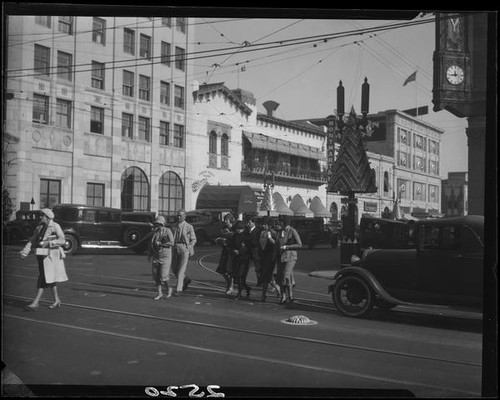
top-left (154, 294), bottom-right (163, 300)
top-left (25, 303), bottom-right (39, 311)
top-left (49, 300), bottom-right (61, 309)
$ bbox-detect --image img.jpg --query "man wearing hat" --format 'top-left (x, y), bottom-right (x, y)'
top-left (147, 215), bottom-right (174, 300)
top-left (20, 208), bottom-right (68, 310)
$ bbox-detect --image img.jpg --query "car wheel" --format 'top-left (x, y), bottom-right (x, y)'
top-left (332, 275), bottom-right (375, 317)
top-left (63, 234), bottom-right (78, 256)
top-left (123, 227), bottom-right (143, 246)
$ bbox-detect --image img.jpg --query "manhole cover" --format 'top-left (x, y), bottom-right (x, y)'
top-left (281, 315), bottom-right (318, 325)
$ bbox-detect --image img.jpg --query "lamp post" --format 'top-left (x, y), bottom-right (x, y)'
top-left (327, 78), bottom-right (377, 265)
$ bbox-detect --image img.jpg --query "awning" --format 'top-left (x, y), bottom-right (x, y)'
top-left (309, 196), bottom-right (331, 218)
top-left (196, 185), bottom-right (257, 215)
top-left (289, 194), bottom-right (314, 218)
top-left (243, 131), bottom-right (325, 161)
top-left (272, 192), bottom-right (294, 215)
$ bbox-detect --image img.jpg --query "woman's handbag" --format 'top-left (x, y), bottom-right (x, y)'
top-left (35, 248), bottom-right (50, 256)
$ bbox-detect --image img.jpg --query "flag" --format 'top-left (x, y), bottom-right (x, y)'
top-left (403, 71), bottom-right (417, 86)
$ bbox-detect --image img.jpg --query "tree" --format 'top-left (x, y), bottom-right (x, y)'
top-left (3, 189), bottom-right (14, 224)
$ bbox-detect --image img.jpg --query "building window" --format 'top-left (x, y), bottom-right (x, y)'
top-left (397, 178), bottom-right (408, 199)
top-left (161, 41), bottom-right (171, 66)
top-left (428, 185), bottom-right (439, 203)
top-left (398, 128), bottom-right (408, 145)
top-left (221, 133), bottom-right (229, 156)
top-left (58, 16), bottom-right (73, 35)
top-left (122, 70), bottom-right (134, 97)
top-left (92, 17), bottom-right (106, 44)
top-left (174, 85), bottom-right (184, 109)
top-left (162, 18), bottom-right (172, 27)
top-left (383, 171), bottom-right (389, 195)
top-left (209, 131), bottom-right (217, 154)
top-left (160, 121), bottom-right (169, 145)
top-left (91, 61), bottom-right (105, 89)
top-left (159, 171), bottom-right (184, 216)
top-left (40, 179), bottom-right (61, 209)
top-left (122, 113), bottom-right (133, 139)
top-left (34, 44), bottom-right (50, 76)
top-left (139, 75), bottom-right (150, 101)
top-left (121, 166), bottom-right (150, 212)
top-left (176, 17), bottom-right (186, 33)
top-left (140, 34), bottom-right (152, 59)
top-left (123, 28), bottom-right (135, 55)
top-left (57, 51), bottom-right (72, 81)
top-left (35, 16), bottom-right (51, 28)
top-left (32, 94), bottom-right (49, 124)
top-left (138, 116), bottom-right (151, 142)
top-left (87, 183), bottom-right (105, 206)
top-left (413, 182), bottom-right (426, 201)
top-left (160, 81), bottom-right (170, 105)
top-left (90, 106), bottom-right (104, 134)
top-left (175, 46), bottom-right (185, 71)
top-left (56, 99), bottom-right (72, 128)
top-left (173, 124), bottom-right (184, 148)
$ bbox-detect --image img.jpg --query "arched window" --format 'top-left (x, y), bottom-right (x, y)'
top-left (221, 133), bottom-right (229, 156)
top-left (121, 167), bottom-right (150, 211)
top-left (209, 130), bottom-right (217, 154)
top-left (159, 171), bottom-right (184, 216)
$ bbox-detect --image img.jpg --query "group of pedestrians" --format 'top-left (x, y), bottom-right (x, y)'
top-left (19, 206), bottom-right (301, 309)
top-left (215, 214), bottom-right (302, 304)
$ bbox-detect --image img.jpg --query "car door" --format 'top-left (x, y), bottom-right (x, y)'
top-left (96, 210), bottom-right (123, 243)
top-left (79, 209), bottom-right (100, 242)
top-left (416, 223), bottom-right (463, 296)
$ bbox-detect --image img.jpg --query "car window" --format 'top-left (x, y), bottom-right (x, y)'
top-left (83, 210), bottom-right (97, 222)
top-left (54, 207), bottom-right (80, 221)
top-left (419, 224), bottom-right (459, 250)
top-left (441, 226), bottom-right (460, 250)
top-left (98, 211), bottom-right (120, 222)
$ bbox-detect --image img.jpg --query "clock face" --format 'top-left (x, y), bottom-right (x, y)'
top-left (446, 65), bottom-right (464, 85)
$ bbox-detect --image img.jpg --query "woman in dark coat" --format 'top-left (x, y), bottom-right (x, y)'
top-left (228, 220), bottom-right (252, 300)
top-left (215, 214), bottom-right (235, 294)
top-left (257, 217), bottom-right (278, 302)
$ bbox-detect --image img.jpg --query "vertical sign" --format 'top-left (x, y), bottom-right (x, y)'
top-left (326, 115), bottom-right (336, 183)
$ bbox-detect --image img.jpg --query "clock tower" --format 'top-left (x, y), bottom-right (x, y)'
top-left (432, 12), bottom-right (472, 117)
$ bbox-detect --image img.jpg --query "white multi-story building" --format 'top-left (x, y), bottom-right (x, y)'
top-left (4, 15), bottom-right (193, 216)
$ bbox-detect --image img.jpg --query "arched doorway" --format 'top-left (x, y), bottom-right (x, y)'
top-left (329, 202), bottom-right (338, 221)
top-left (159, 171), bottom-right (184, 217)
top-left (121, 167), bottom-right (150, 211)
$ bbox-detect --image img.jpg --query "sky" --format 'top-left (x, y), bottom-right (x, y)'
top-left (191, 12), bottom-right (470, 179)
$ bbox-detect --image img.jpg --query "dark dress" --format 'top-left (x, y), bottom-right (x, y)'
top-left (257, 228), bottom-right (277, 284)
top-left (215, 227), bottom-right (234, 278)
top-left (228, 231), bottom-right (251, 286)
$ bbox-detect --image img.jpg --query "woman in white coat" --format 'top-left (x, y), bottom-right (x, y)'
top-left (20, 208), bottom-right (68, 310)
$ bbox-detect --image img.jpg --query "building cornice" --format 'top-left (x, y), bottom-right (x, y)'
top-left (193, 83), bottom-right (253, 116)
top-left (257, 113), bottom-right (326, 137)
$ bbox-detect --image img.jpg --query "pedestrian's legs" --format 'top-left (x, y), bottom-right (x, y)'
top-left (173, 246), bottom-right (189, 293)
top-left (261, 283), bottom-right (268, 302)
top-left (225, 276), bottom-right (234, 294)
top-left (49, 285), bottom-right (61, 304)
top-left (28, 288), bottom-right (44, 308)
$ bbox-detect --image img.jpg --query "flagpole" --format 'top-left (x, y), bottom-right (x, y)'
top-left (415, 69), bottom-right (418, 119)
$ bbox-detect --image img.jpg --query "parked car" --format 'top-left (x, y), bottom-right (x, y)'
top-left (3, 210), bottom-right (43, 244)
top-left (325, 219), bottom-right (343, 249)
top-left (185, 209), bottom-right (233, 245)
top-left (290, 217), bottom-right (333, 249)
top-left (52, 204), bottom-right (153, 256)
top-left (328, 215), bottom-right (484, 318)
top-left (358, 216), bottom-right (411, 251)
top-left (122, 211), bottom-right (156, 224)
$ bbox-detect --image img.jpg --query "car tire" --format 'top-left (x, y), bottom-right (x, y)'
top-left (123, 227), bottom-right (143, 246)
top-left (63, 234), bottom-right (78, 256)
top-left (332, 275), bottom-right (375, 317)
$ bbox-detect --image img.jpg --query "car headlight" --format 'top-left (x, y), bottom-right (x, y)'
top-left (351, 254), bottom-right (361, 266)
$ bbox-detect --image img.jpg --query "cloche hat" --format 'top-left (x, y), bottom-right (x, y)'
top-left (40, 208), bottom-right (54, 219)
top-left (153, 216), bottom-right (166, 226)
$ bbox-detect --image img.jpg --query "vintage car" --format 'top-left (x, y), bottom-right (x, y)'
top-left (185, 209), bottom-right (233, 245)
top-left (328, 215), bottom-right (484, 317)
top-left (357, 215), bottom-right (412, 251)
top-left (3, 210), bottom-right (43, 244)
top-left (52, 204), bottom-right (153, 256)
top-left (290, 217), bottom-right (335, 249)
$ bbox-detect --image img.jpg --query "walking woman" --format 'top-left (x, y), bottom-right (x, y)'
top-left (147, 216), bottom-right (174, 300)
top-left (257, 217), bottom-right (278, 302)
top-left (215, 214), bottom-right (235, 294)
top-left (228, 220), bottom-right (251, 300)
top-left (276, 215), bottom-right (302, 304)
top-left (20, 208), bottom-right (68, 310)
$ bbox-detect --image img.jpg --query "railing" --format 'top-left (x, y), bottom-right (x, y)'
top-left (241, 161), bottom-right (327, 183)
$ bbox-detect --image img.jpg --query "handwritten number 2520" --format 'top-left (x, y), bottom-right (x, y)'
top-left (145, 385), bottom-right (225, 398)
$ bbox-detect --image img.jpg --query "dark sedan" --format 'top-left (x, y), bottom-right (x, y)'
top-left (329, 215), bottom-right (484, 317)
